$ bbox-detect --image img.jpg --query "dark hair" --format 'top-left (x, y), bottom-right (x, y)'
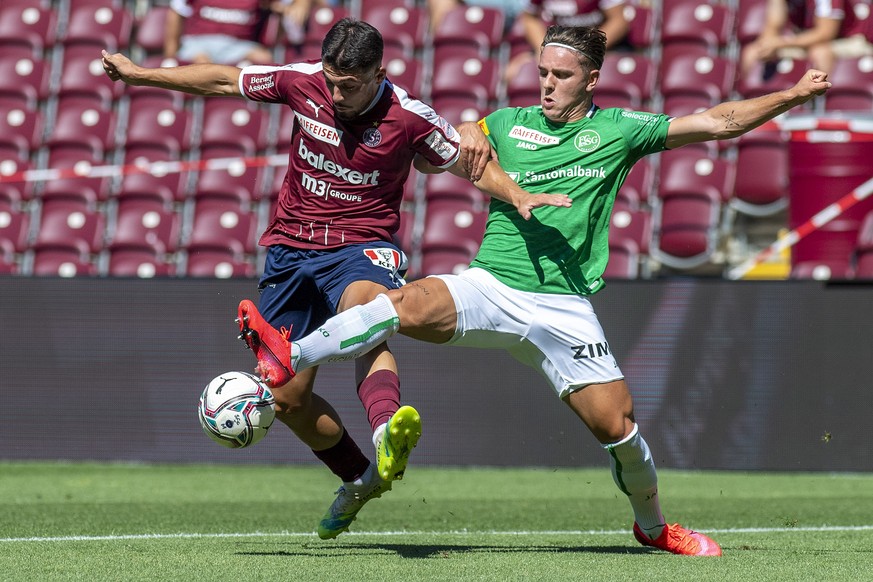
top-left (541, 25), bottom-right (606, 70)
top-left (321, 17), bottom-right (384, 73)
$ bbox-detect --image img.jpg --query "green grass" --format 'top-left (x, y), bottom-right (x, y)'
top-left (2, 463), bottom-right (873, 581)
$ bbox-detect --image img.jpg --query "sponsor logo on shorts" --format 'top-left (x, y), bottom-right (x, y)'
top-left (574, 129), bottom-right (601, 152)
top-left (364, 248), bottom-right (403, 273)
top-left (295, 112), bottom-right (342, 146)
top-left (571, 342), bottom-right (611, 360)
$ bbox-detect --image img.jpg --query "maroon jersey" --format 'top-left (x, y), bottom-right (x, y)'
top-left (524, 0), bottom-right (625, 28)
top-left (239, 62), bottom-right (461, 249)
top-left (171, 0), bottom-right (267, 40)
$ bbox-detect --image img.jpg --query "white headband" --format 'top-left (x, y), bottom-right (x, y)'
top-left (543, 42), bottom-right (600, 68)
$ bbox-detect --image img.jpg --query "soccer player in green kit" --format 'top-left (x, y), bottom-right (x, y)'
top-left (237, 25), bottom-right (832, 553)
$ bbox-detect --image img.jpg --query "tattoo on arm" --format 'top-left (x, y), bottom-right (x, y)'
top-left (411, 281), bottom-right (431, 295)
top-left (721, 110), bottom-right (740, 129)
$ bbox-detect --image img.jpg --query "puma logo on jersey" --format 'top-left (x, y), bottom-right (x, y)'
top-left (306, 98), bottom-right (326, 118)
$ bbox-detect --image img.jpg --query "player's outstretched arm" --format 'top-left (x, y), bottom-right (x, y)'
top-left (101, 50), bottom-right (243, 97)
top-left (665, 69), bottom-right (831, 149)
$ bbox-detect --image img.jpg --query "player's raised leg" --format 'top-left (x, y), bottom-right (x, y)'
top-left (237, 299), bottom-right (294, 387)
top-left (375, 405), bottom-right (422, 481)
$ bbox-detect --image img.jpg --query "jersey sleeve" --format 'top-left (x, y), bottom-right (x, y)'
top-left (408, 104), bottom-right (462, 168)
top-left (610, 109), bottom-right (671, 161)
top-left (238, 62), bottom-right (321, 104)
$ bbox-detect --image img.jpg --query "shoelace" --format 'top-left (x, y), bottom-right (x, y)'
top-left (278, 326), bottom-right (291, 341)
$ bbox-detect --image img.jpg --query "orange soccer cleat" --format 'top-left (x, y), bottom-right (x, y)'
top-left (633, 522), bottom-right (722, 557)
top-left (236, 299), bottom-right (294, 387)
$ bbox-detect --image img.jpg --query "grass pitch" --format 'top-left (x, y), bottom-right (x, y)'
top-left (2, 462), bottom-right (872, 581)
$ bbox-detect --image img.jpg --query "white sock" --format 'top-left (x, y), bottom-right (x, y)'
top-left (603, 423), bottom-right (665, 538)
top-left (347, 462), bottom-right (377, 488)
top-left (372, 422), bottom-right (387, 450)
top-left (292, 294), bottom-right (400, 373)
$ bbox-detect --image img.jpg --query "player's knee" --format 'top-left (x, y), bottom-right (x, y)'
top-left (271, 385), bottom-right (311, 416)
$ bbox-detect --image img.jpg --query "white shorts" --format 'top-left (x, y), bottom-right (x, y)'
top-left (434, 268), bottom-right (624, 399)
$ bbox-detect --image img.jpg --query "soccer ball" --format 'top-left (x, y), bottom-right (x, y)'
top-left (198, 371), bottom-right (276, 448)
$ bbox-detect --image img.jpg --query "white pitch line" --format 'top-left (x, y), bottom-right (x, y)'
top-left (2, 525), bottom-right (873, 543)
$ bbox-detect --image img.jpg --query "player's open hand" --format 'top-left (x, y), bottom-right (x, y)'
top-left (101, 50), bottom-right (138, 85)
top-left (515, 192), bottom-right (572, 220)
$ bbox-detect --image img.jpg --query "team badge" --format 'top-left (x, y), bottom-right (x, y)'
top-left (363, 127), bottom-right (382, 147)
top-left (364, 248), bottom-right (407, 275)
top-left (574, 129), bottom-right (601, 153)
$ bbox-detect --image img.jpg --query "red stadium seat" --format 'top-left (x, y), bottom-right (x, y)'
top-left (430, 56), bottom-right (501, 109)
top-left (825, 56), bottom-right (873, 112)
top-left (651, 190), bottom-right (722, 269)
top-left (432, 5), bottom-right (504, 60)
top-left (62, 4), bottom-right (132, 51)
top-left (0, 5), bottom-right (57, 54)
top-left (424, 171), bottom-right (488, 206)
top-left (194, 145), bottom-right (270, 204)
top-left (610, 204), bottom-right (652, 255)
top-left (116, 145), bottom-right (193, 204)
top-left (660, 0), bottom-right (734, 51)
top-left (109, 197), bottom-right (181, 254)
top-left (132, 6), bottom-right (169, 57)
top-left (184, 248), bottom-right (256, 278)
top-left (0, 150), bottom-right (34, 205)
top-left (0, 201), bottom-right (31, 256)
top-left (736, 0), bottom-right (768, 45)
top-left (430, 96), bottom-right (487, 127)
top-left (301, 6), bottom-right (349, 47)
top-left (123, 100), bottom-right (197, 155)
top-left (505, 59), bottom-right (541, 109)
top-left (106, 247), bottom-right (177, 277)
top-left (419, 246), bottom-right (475, 276)
top-left (737, 58), bottom-right (808, 99)
top-left (604, 237), bottom-right (640, 279)
top-left (41, 144), bottom-right (112, 203)
top-left (199, 97), bottom-right (272, 154)
top-left (618, 158), bottom-right (654, 210)
top-left (595, 53), bottom-right (655, 110)
top-left (731, 128), bottom-right (789, 216)
top-left (0, 54), bottom-right (51, 108)
top-left (0, 102), bottom-right (43, 158)
top-left (33, 198), bottom-right (106, 256)
top-left (185, 197), bottom-right (258, 256)
top-left (790, 259), bottom-right (852, 280)
top-left (658, 149), bottom-right (736, 204)
top-left (385, 56), bottom-right (426, 98)
top-left (45, 96), bottom-right (117, 157)
top-left (56, 46), bottom-right (126, 103)
top-left (361, 5), bottom-right (428, 55)
top-left (625, 4), bottom-right (655, 49)
top-left (29, 248), bottom-right (98, 276)
top-left (421, 198), bottom-right (487, 259)
top-left (660, 53), bottom-right (734, 105)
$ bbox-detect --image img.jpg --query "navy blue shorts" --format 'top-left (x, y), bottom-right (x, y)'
top-left (256, 242), bottom-right (407, 339)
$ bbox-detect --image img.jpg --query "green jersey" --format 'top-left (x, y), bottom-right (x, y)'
top-left (470, 105), bottom-right (670, 295)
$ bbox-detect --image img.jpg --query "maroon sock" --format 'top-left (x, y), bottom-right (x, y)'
top-left (357, 370), bottom-right (401, 433)
top-left (311, 429), bottom-right (371, 483)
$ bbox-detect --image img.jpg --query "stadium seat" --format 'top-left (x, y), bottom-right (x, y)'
top-left (595, 53), bottom-right (655, 110)
top-left (731, 128), bottom-right (789, 216)
top-left (299, 6), bottom-right (349, 48)
top-left (32, 198), bottom-right (106, 256)
top-left (56, 46), bottom-right (126, 103)
top-left (660, 0), bottom-right (734, 52)
top-left (183, 248), bottom-right (256, 278)
top-left (0, 148), bottom-right (34, 205)
top-left (116, 145), bottom-right (193, 204)
top-left (131, 6), bottom-right (169, 58)
top-left (123, 99), bottom-right (197, 155)
top-left (430, 96), bottom-right (487, 127)
top-left (430, 56), bottom-right (501, 109)
top-left (185, 197), bottom-right (258, 256)
top-left (45, 96), bottom-right (117, 158)
top-left (618, 158), bottom-right (654, 210)
top-left (29, 247), bottom-right (98, 276)
top-left (0, 201), bottom-right (31, 257)
top-left (824, 56), bottom-right (873, 112)
top-left (419, 246), bottom-right (475, 276)
top-left (789, 259), bottom-right (852, 280)
top-left (198, 97), bottom-right (271, 155)
top-left (737, 58), bottom-right (808, 99)
top-left (108, 197), bottom-right (181, 254)
top-left (40, 144), bottom-right (112, 203)
top-left (658, 149), bottom-right (736, 204)
top-left (0, 54), bottom-right (51, 108)
top-left (432, 5), bottom-right (504, 60)
top-left (421, 198), bottom-right (488, 259)
top-left (394, 206), bottom-right (417, 262)
top-left (424, 171), bottom-right (488, 206)
top-left (505, 59), bottom-right (541, 109)
top-left (194, 145), bottom-right (270, 204)
top-left (361, 4), bottom-right (428, 55)
top-left (852, 211), bottom-right (873, 279)
top-left (0, 5), bottom-right (57, 54)
top-left (106, 247), bottom-right (177, 277)
top-left (0, 102), bottom-right (43, 159)
top-left (604, 237), bottom-right (640, 279)
top-left (660, 53), bottom-right (734, 108)
top-left (610, 204), bottom-right (652, 255)
top-left (62, 4), bottom-right (132, 51)
top-left (651, 189), bottom-right (722, 269)
top-left (385, 56), bottom-right (426, 98)
top-left (625, 4), bottom-right (655, 50)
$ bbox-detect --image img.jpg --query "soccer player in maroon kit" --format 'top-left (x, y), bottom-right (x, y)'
top-left (102, 18), bottom-right (569, 538)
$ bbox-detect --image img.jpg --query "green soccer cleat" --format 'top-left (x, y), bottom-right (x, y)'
top-left (376, 405), bottom-right (422, 481)
top-left (317, 469), bottom-right (392, 540)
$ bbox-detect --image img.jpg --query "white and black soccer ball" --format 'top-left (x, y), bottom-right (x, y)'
top-left (198, 371), bottom-right (276, 449)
